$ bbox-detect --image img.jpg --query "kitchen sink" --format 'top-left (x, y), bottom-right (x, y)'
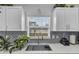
top-left (26, 45), bottom-right (52, 51)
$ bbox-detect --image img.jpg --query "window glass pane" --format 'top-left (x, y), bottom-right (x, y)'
top-left (29, 17), bottom-right (49, 27)
top-left (29, 17), bottom-right (49, 37)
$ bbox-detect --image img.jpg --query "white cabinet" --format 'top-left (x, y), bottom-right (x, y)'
top-left (65, 8), bottom-right (79, 31)
top-left (55, 8), bottom-right (66, 31)
top-left (6, 7), bottom-right (22, 31)
top-left (54, 8), bottom-right (79, 31)
top-left (0, 7), bottom-right (22, 31)
top-left (0, 7), bottom-right (6, 31)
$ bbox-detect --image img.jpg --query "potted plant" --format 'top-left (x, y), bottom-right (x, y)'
top-left (53, 4), bottom-right (74, 8)
top-left (0, 35), bottom-right (12, 52)
top-left (9, 35), bottom-right (30, 54)
top-left (53, 4), bottom-right (68, 8)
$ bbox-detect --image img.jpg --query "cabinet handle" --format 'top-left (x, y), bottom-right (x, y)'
top-left (0, 11), bottom-right (1, 13)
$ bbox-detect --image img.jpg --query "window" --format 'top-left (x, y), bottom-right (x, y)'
top-left (28, 17), bottom-right (50, 39)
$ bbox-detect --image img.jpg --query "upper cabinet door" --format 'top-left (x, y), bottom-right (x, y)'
top-left (55, 8), bottom-right (79, 31)
top-left (55, 8), bottom-right (66, 31)
top-left (64, 8), bottom-right (79, 31)
top-left (6, 7), bottom-right (22, 31)
top-left (0, 7), bottom-right (6, 31)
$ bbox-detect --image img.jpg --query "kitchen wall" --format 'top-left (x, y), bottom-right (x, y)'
top-left (13, 4), bottom-right (79, 43)
top-left (0, 4), bottom-right (79, 43)
top-left (0, 31), bottom-right (27, 42)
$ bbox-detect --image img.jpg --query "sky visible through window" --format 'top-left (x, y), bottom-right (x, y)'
top-left (30, 17), bottom-right (49, 26)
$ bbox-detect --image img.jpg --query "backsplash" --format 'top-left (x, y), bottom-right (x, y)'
top-left (0, 31), bottom-right (27, 42)
top-left (0, 31), bottom-right (79, 43)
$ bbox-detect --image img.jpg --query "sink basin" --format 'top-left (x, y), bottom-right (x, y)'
top-left (26, 45), bottom-right (52, 51)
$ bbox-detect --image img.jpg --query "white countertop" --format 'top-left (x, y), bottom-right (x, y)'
top-left (0, 43), bottom-right (79, 54)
